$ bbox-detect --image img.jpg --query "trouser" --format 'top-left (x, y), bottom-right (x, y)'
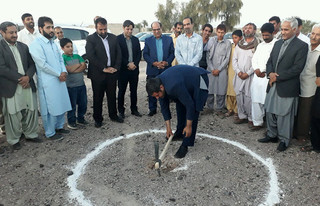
top-left (252, 102), bottom-right (265, 126)
top-left (206, 94), bottom-right (225, 111)
top-left (4, 109), bottom-right (38, 145)
top-left (67, 85), bottom-right (87, 124)
top-left (266, 110), bottom-right (295, 146)
top-left (295, 96), bottom-right (313, 138)
top-left (175, 100), bottom-right (199, 147)
top-left (0, 100), bottom-right (4, 132)
top-left (236, 93), bottom-right (252, 121)
top-left (91, 73), bottom-right (118, 123)
top-left (147, 75), bottom-right (158, 112)
top-left (310, 116), bottom-right (320, 150)
top-left (42, 113), bottom-right (65, 138)
top-left (118, 71), bottom-right (139, 114)
top-left (226, 95), bottom-right (237, 113)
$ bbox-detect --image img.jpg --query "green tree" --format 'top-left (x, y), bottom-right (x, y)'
top-left (155, 0), bottom-right (179, 32)
top-left (302, 20), bottom-right (318, 34)
top-left (180, 0), bottom-right (213, 31)
top-left (211, 0), bottom-right (243, 31)
top-left (142, 20), bottom-right (148, 28)
top-left (135, 23), bottom-right (142, 32)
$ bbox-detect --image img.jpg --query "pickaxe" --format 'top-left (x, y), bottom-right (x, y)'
top-left (154, 135), bottom-right (173, 176)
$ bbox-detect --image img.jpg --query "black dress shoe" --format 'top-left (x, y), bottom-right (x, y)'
top-left (26, 137), bottom-right (43, 143)
top-left (172, 132), bottom-right (183, 141)
top-left (148, 110), bottom-right (156, 116)
top-left (56, 129), bottom-right (70, 134)
top-left (174, 145), bottom-right (188, 158)
top-left (277, 142), bottom-right (287, 152)
top-left (12, 142), bottom-right (22, 150)
top-left (95, 121), bottom-right (102, 128)
top-left (111, 116), bottom-right (124, 123)
top-left (131, 110), bottom-right (142, 117)
top-left (119, 112), bottom-right (125, 119)
top-left (258, 135), bottom-right (278, 143)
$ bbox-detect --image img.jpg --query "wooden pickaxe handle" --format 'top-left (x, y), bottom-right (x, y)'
top-left (155, 135), bottom-right (173, 169)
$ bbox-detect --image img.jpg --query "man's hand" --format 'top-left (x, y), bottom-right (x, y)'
top-left (212, 69), bottom-right (220, 76)
top-left (159, 61), bottom-right (168, 69)
top-left (183, 120), bottom-right (193, 138)
top-left (238, 71), bottom-right (243, 78)
top-left (165, 120), bottom-right (173, 138)
top-left (103, 67), bottom-right (117, 73)
top-left (316, 77), bottom-right (320, 87)
top-left (128, 62), bottom-right (136, 70)
top-left (18, 76), bottom-right (30, 88)
top-left (240, 73), bottom-right (249, 80)
top-left (59, 72), bottom-right (67, 82)
top-left (269, 72), bottom-right (279, 87)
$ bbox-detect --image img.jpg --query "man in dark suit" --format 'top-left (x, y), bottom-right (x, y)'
top-left (146, 65), bottom-right (209, 158)
top-left (117, 20), bottom-right (142, 119)
top-left (143, 21), bottom-right (175, 116)
top-left (258, 17), bottom-right (308, 151)
top-left (0, 21), bottom-right (41, 150)
top-left (86, 17), bottom-right (123, 127)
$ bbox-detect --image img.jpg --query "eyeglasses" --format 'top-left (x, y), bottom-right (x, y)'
top-left (152, 28), bottom-right (161, 32)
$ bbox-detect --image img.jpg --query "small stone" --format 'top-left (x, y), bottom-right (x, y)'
top-left (169, 198), bottom-right (176, 202)
top-left (67, 171), bottom-right (74, 176)
top-left (206, 156), bottom-right (210, 160)
top-left (40, 164), bottom-right (44, 168)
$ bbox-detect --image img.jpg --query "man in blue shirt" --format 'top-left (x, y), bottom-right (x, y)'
top-left (143, 21), bottom-right (174, 116)
top-left (146, 65), bottom-right (209, 158)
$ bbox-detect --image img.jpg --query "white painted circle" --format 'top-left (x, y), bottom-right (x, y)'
top-left (67, 129), bottom-right (280, 206)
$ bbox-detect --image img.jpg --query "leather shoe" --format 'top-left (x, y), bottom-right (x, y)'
top-left (174, 145), bottom-right (188, 158)
top-left (95, 121), bottom-right (102, 128)
top-left (258, 135), bottom-right (278, 143)
top-left (111, 116), bottom-right (124, 123)
top-left (131, 110), bottom-right (142, 117)
top-left (26, 137), bottom-right (43, 143)
top-left (119, 112), bottom-right (125, 119)
top-left (56, 128), bottom-right (70, 134)
top-left (277, 142), bottom-right (287, 152)
top-left (148, 110), bottom-right (156, 116)
top-left (12, 142), bottom-right (22, 150)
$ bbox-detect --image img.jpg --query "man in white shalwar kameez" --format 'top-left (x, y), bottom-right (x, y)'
top-left (29, 17), bottom-right (71, 140)
top-left (232, 23), bottom-right (261, 128)
top-left (251, 23), bottom-right (277, 130)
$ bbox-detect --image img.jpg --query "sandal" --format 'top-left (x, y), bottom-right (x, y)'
top-left (300, 145), bottom-right (320, 153)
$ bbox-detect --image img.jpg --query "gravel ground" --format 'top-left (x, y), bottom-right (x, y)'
top-left (0, 61), bottom-right (320, 206)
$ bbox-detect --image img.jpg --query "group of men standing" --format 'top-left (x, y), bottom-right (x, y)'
top-left (0, 13), bottom-right (319, 158)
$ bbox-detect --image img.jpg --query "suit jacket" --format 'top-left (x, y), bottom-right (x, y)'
top-left (117, 34), bottom-right (141, 74)
top-left (143, 35), bottom-right (175, 76)
top-left (0, 39), bottom-right (36, 98)
top-left (266, 37), bottom-right (308, 97)
top-left (312, 56), bottom-right (320, 118)
top-left (158, 65), bottom-right (209, 121)
top-left (85, 32), bottom-right (122, 81)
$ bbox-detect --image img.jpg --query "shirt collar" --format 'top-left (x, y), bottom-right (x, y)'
top-left (39, 34), bottom-right (53, 44)
top-left (4, 39), bottom-right (17, 47)
top-left (98, 33), bottom-right (109, 40)
top-left (123, 33), bottom-right (131, 40)
top-left (183, 32), bottom-right (196, 38)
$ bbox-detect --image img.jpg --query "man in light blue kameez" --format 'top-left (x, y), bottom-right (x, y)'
top-left (29, 17), bottom-right (71, 140)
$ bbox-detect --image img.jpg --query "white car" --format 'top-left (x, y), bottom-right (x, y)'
top-left (60, 26), bottom-right (95, 58)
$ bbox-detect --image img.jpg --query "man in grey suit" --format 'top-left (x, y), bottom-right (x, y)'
top-left (258, 17), bottom-right (308, 151)
top-left (0, 21), bottom-right (41, 150)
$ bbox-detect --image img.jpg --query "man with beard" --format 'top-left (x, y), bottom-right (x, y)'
top-left (18, 13), bottom-right (39, 46)
top-left (0, 21), bottom-right (41, 150)
top-left (259, 17), bottom-right (308, 151)
top-left (146, 65), bottom-right (209, 158)
top-left (250, 23), bottom-right (277, 131)
top-left (170, 22), bottom-right (183, 66)
top-left (175, 17), bottom-right (203, 67)
top-left (29, 17), bottom-right (71, 140)
top-left (85, 17), bottom-right (123, 127)
top-left (199, 24), bottom-right (213, 70)
top-left (206, 24), bottom-right (231, 117)
top-left (232, 23), bottom-right (261, 127)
